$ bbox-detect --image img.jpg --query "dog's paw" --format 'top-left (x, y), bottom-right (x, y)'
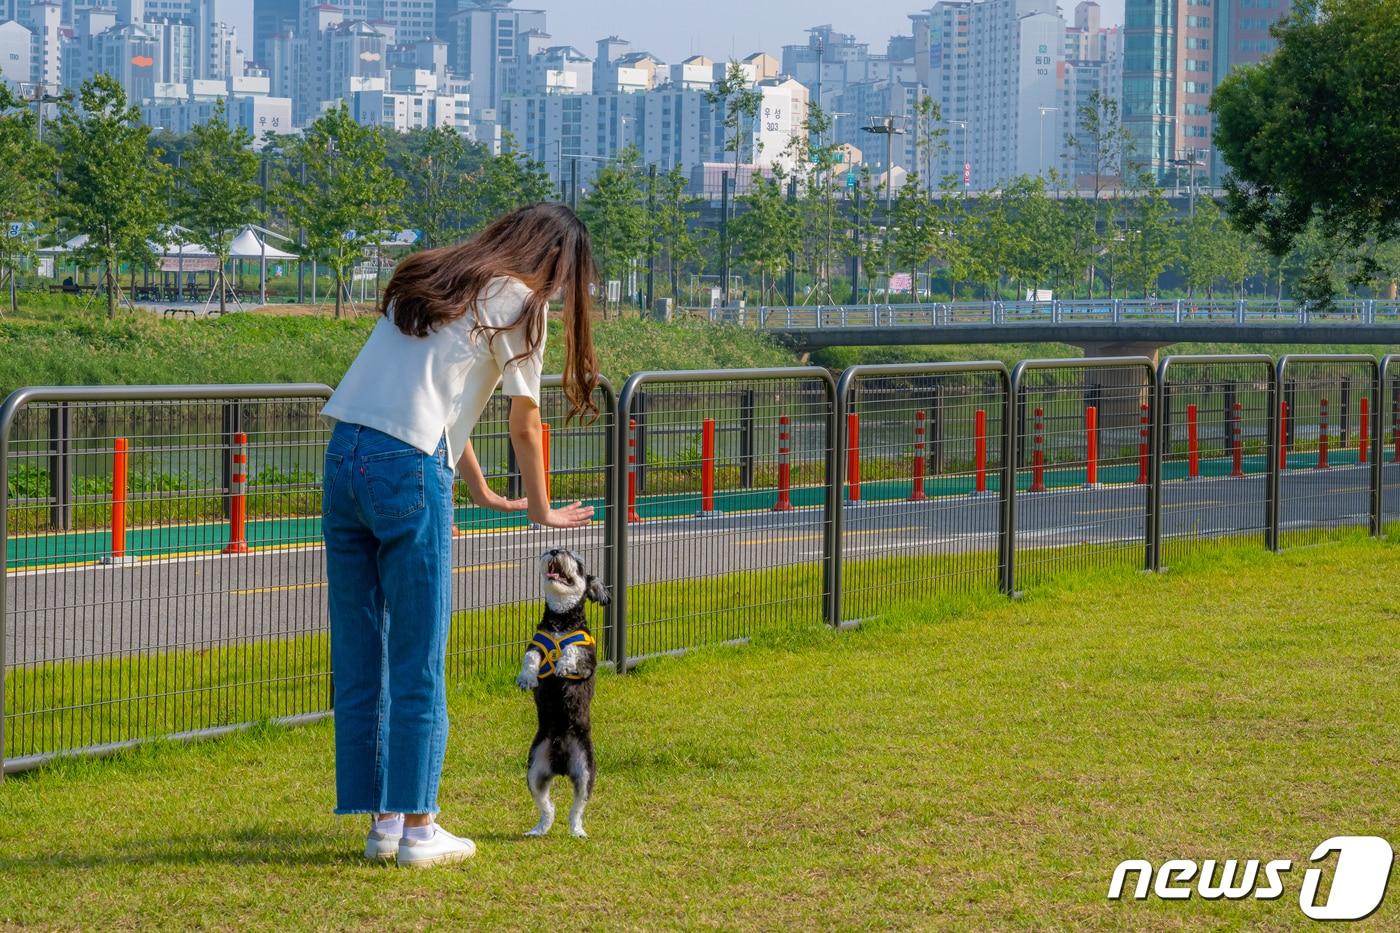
top-left (569, 824), bottom-right (588, 839)
top-left (516, 672), bottom-right (539, 691)
top-left (523, 823), bottom-right (552, 837)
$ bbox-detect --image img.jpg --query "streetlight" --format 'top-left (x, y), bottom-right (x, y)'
top-left (1169, 148), bottom-right (1208, 217)
top-left (861, 116), bottom-right (906, 216)
top-left (862, 116), bottom-right (907, 302)
top-left (19, 82), bottom-right (62, 141)
top-left (1038, 105), bottom-right (1059, 179)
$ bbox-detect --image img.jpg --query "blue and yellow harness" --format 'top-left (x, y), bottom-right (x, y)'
top-left (529, 629), bottom-right (595, 680)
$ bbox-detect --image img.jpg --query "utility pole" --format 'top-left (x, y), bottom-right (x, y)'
top-left (720, 171), bottom-right (731, 307)
top-left (862, 116), bottom-right (906, 301)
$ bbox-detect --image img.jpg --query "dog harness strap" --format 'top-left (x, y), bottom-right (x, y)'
top-left (531, 629), bottom-right (595, 679)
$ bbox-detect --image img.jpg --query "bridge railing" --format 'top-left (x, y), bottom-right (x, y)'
top-left (744, 298), bottom-right (1393, 329)
top-left (5, 352), bottom-right (1398, 774)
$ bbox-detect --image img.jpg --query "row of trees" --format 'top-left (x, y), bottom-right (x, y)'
top-left (3, 62), bottom-right (1396, 320)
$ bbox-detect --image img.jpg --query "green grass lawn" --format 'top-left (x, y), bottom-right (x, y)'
top-left (2, 534), bottom-right (1399, 929)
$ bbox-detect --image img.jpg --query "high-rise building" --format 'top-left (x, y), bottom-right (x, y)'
top-left (1123, 0), bottom-right (1290, 184)
top-left (1063, 1), bottom-right (1124, 185)
top-left (252, 0), bottom-right (298, 66)
top-left (0, 19), bottom-right (32, 89)
top-left (444, 0), bottom-right (545, 112)
top-left (781, 25), bottom-right (869, 115)
top-left (16, 0), bottom-right (63, 88)
top-left (965, 0), bottom-right (1065, 187)
top-left (913, 1), bottom-right (973, 186)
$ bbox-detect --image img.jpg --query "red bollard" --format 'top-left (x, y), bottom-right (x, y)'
top-left (626, 418), bottom-right (641, 523)
top-left (541, 421), bottom-right (552, 503)
top-left (1279, 401), bottom-right (1290, 471)
top-left (974, 408), bottom-right (988, 495)
top-left (846, 413), bottom-right (861, 502)
top-left (112, 437), bottom-right (128, 560)
top-left (1136, 403), bottom-right (1149, 485)
top-left (1187, 403), bottom-right (1200, 479)
top-left (1394, 400), bottom-right (1400, 463)
top-left (1030, 407), bottom-right (1046, 493)
top-left (224, 432), bottom-right (250, 554)
top-left (1360, 397), bottom-right (1369, 464)
top-left (1085, 406), bottom-right (1099, 487)
top-left (1231, 401), bottom-right (1244, 478)
top-left (909, 410), bottom-right (927, 501)
top-left (773, 414), bottom-right (794, 512)
top-left (1316, 398), bottom-right (1330, 470)
top-left (699, 417), bottom-right (716, 516)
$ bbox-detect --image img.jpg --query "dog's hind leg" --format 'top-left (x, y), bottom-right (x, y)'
top-left (566, 741), bottom-right (594, 839)
top-left (524, 741), bottom-right (555, 837)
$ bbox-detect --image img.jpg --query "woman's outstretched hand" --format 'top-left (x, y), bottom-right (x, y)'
top-left (472, 490), bottom-right (529, 514)
top-left (532, 501), bottom-right (595, 528)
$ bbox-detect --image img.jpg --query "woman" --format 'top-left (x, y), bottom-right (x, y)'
top-left (319, 203), bottom-right (598, 868)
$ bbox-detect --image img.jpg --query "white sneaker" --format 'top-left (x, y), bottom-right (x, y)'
top-left (396, 823), bottom-right (477, 869)
top-left (364, 827), bottom-right (402, 862)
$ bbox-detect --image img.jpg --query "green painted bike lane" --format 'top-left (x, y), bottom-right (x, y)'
top-left (4, 449), bottom-right (1365, 570)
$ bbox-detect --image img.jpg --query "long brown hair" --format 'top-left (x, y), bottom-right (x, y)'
top-left (381, 202), bottom-right (600, 421)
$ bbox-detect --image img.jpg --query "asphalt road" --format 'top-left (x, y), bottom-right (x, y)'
top-left (5, 461), bottom-right (1396, 666)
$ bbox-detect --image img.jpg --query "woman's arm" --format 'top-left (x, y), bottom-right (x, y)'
top-left (455, 440), bottom-right (527, 513)
top-left (509, 396), bottom-right (594, 528)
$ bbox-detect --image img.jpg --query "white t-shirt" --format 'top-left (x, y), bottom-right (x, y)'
top-left (321, 275), bottom-right (544, 463)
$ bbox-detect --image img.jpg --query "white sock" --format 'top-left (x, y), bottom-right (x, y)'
top-left (404, 821), bottom-right (436, 841)
top-left (373, 814), bottom-right (404, 836)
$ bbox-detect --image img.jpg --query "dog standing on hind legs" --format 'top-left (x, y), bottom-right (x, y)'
top-left (516, 548), bottom-right (609, 838)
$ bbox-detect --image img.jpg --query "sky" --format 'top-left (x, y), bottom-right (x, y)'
top-left (221, 1), bottom-right (1126, 64)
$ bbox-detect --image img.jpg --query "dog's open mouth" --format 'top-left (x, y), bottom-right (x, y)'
top-left (545, 557), bottom-right (567, 582)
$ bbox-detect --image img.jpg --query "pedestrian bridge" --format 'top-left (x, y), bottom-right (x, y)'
top-left (717, 299), bottom-right (1400, 351)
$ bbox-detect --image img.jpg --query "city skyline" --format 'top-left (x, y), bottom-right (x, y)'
top-left (220, 0), bottom-right (1127, 65)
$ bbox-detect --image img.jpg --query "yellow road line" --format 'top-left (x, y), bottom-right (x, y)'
top-left (741, 526), bottom-right (918, 546)
top-left (231, 561), bottom-right (516, 596)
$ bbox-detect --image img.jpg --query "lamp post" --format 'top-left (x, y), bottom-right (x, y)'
top-left (1038, 105), bottom-right (1059, 179)
top-left (20, 83), bottom-right (62, 142)
top-left (862, 116), bottom-right (907, 302)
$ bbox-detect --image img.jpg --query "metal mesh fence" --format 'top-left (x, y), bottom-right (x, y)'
top-left (1273, 357), bottom-right (1378, 550)
top-left (444, 378), bottom-right (615, 680)
top-left (1155, 356), bottom-right (1275, 563)
top-left (5, 354), bottom-right (1396, 772)
top-left (1381, 355), bottom-right (1400, 532)
top-left (1007, 359), bottom-right (1155, 591)
top-left (611, 370), bottom-right (837, 665)
top-left (836, 364), bottom-right (1009, 620)
top-left (1, 386), bottom-right (333, 770)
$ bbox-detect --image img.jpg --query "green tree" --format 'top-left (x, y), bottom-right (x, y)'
top-left (706, 62), bottom-right (763, 184)
top-left (178, 100), bottom-right (262, 315)
top-left (399, 127), bottom-right (476, 250)
top-left (1119, 185), bottom-right (1180, 298)
top-left (1213, 0), bottom-right (1400, 254)
top-left (791, 102), bottom-right (844, 303)
top-left (651, 164), bottom-right (706, 302)
top-left (1062, 91), bottom-right (1135, 296)
top-left (890, 173), bottom-right (936, 300)
top-left (473, 132), bottom-right (554, 231)
top-left (732, 172), bottom-right (801, 304)
top-left (579, 147), bottom-right (646, 315)
top-left (0, 85), bottom-right (55, 314)
top-left (53, 76), bottom-right (169, 319)
top-left (278, 104), bottom-right (404, 318)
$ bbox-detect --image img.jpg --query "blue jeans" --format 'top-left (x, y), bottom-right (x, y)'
top-left (322, 422), bottom-right (454, 815)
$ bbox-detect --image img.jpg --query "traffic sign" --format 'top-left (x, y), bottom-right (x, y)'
top-left (846, 172), bottom-right (856, 189)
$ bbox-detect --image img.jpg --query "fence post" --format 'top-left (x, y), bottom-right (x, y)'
top-left (1267, 365), bottom-right (1283, 552)
top-left (739, 389), bottom-right (755, 489)
top-left (633, 392), bottom-right (649, 494)
top-left (223, 433), bottom-right (249, 554)
top-left (999, 375), bottom-right (1020, 595)
top-left (1085, 406), bottom-right (1099, 487)
top-left (112, 437), bottom-right (128, 560)
top-left (824, 375), bottom-right (843, 628)
top-left (910, 410), bottom-right (927, 502)
top-left (221, 402), bottom-right (242, 519)
top-left (48, 403), bottom-right (72, 531)
top-left (845, 413), bottom-right (861, 502)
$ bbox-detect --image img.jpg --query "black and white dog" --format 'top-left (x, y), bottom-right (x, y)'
top-left (516, 548), bottom-right (609, 838)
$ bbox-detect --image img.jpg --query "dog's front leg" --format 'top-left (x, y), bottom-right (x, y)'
top-left (516, 650), bottom-right (542, 690)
